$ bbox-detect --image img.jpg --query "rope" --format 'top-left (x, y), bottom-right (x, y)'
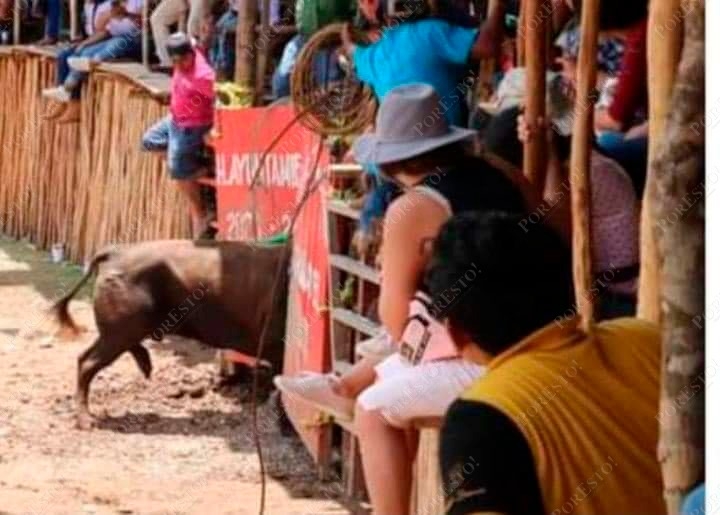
top-left (290, 23), bottom-right (377, 136)
top-left (250, 137), bottom-right (326, 515)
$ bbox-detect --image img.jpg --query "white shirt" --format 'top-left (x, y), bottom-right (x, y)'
top-left (106, 0), bottom-right (143, 37)
top-left (107, 16), bottom-right (139, 36)
top-left (83, 0), bottom-right (111, 36)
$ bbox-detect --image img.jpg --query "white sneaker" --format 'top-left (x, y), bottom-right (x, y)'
top-left (67, 56), bottom-right (93, 72)
top-left (41, 86), bottom-right (71, 103)
top-left (273, 372), bottom-right (354, 422)
top-left (356, 331), bottom-right (394, 361)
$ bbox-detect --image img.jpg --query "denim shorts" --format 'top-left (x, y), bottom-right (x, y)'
top-left (141, 115), bottom-right (212, 180)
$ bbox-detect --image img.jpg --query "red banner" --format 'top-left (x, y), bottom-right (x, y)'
top-left (213, 105), bottom-right (331, 461)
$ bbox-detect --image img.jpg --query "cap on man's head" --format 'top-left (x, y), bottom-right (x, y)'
top-left (166, 32), bottom-right (193, 57)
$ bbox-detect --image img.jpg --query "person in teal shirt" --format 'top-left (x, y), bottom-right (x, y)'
top-left (342, 0), bottom-right (489, 246)
top-left (352, 17), bottom-right (478, 125)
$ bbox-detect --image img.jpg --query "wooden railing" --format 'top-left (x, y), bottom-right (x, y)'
top-left (0, 46), bottom-right (190, 264)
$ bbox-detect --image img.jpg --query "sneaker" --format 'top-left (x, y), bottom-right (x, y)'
top-left (356, 331), bottom-right (394, 361)
top-left (273, 372), bottom-right (354, 422)
top-left (67, 56), bottom-right (93, 72)
top-left (41, 86), bottom-right (71, 103)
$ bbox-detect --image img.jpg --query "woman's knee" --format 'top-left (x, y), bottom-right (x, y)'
top-left (355, 405), bottom-right (388, 438)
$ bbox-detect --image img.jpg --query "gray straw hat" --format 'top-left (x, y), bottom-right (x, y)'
top-left (352, 84), bottom-right (476, 165)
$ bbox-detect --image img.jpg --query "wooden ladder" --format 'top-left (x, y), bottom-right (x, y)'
top-left (324, 163), bottom-right (380, 513)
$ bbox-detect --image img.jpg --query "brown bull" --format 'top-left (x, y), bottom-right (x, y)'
top-left (53, 240), bottom-right (290, 429)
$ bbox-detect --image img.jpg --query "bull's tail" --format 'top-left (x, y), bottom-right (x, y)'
top-left (52, 250), bottom-right (113, 334)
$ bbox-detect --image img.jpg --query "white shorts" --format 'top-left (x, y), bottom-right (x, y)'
top-left (356, 353), bottom-right (485, 428)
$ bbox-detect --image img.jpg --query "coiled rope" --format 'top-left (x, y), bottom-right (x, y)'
top-left (290, 23), bottom-right (377, 136)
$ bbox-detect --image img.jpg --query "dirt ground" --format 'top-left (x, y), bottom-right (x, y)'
top-left (0, 237), bottom-right (350, 515)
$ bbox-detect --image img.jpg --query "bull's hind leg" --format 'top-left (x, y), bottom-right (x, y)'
top-left (76, 336), bottom-right (131, 430)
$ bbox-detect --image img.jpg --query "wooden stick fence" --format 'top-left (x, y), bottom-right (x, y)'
top-left (0, 48), bottom-right (191, 265)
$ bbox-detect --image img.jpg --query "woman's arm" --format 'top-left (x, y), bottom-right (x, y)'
top-left (378, 191), bottom-right (449, 342)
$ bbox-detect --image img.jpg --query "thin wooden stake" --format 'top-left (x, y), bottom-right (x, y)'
top-left (523, 0), bottom-right (548, 193)
top-left (568, 0), bottom-right (599, 333)
top-left (70, 0), bottom-right (79, 39)
top-left (12, 0), bottom-right (20, 44)
top-left (142, 0), bottom-right (150, 67)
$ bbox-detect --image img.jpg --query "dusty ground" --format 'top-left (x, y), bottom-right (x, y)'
top-left (0, 237), bottom-right (349, 515)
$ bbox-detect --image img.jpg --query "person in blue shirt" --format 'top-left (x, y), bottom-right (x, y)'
top-left (341, 0), bottom-right (492, 248)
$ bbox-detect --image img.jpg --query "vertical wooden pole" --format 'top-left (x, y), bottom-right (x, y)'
top-left (70, 0), bottom-right (79, 39)
top-left (142, 0), bottom-right (150, 67)
top-left (523, 0), bottom-right (548, 193)
top-left (637, 0), bottom-right (684, 322)
top-left (236, 0), bottom-right (258, 101)
top-left (516, 0), bottom-right (525, 65)
top-left (12, 0), bottom-right (20, 44)
top-left (655, 4), bottom-right (705, 513)
top-left (568, 0), bottom-right (599, 334)
top-left (254, 0), bottom-right (270, 103)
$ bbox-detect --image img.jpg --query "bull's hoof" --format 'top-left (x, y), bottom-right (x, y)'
top-left (75, 412), bottom-right (96, 430)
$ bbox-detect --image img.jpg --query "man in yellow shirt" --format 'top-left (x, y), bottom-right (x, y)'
top-left (425, 211), bottom-right (665, 515)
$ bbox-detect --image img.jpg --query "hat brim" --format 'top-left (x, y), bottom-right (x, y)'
top-left (352, 126), bottom-right (477, 166)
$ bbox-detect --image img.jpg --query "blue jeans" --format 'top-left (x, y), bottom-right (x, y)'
top-left (596, 131), bottom-right (648, 196)
top-left (44, 0), bottom-right (61, 39)
top-left (681, 484), bottom-right (705, 515)
top-left (58, 34), bottom-right (142, 98)
top-left (271, 34), bottom-right (343, 99)
top-left (142, 115), bottom-right (212, 180)
top-left (210, 9), bottom-right (237, 80)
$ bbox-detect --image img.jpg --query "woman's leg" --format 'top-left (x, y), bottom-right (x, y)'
top-left (356, 405), bottom-right (414, 515)
top-left (56, 46), bottom-right (77, 85)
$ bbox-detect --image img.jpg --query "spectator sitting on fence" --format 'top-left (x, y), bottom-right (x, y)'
top-left (41, 0), bottom-right (142, 104)
top-left (141, 32), bottom-right (216, 239)
top-left (428, 211), bottom-right (665, 515)
top-left (275, 84), bottom-right (528, 515)
top-left (483, 101), bottom-right (640, 320)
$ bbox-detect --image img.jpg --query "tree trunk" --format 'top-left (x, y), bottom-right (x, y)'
top-left (637, 0), bottom-right (684, 323)
top-left (653, 2), bottom-right (705, 513)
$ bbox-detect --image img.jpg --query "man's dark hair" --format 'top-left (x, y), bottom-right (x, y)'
top-left (577, 0), bottom-right (648, 31)
top-left (484, 105), bottom-right (574, 165)
top-left (425, 211), bottom-right (574, 355)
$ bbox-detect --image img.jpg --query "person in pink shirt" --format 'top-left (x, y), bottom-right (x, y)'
top-left (142, 32), bottom-right (215, 239)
